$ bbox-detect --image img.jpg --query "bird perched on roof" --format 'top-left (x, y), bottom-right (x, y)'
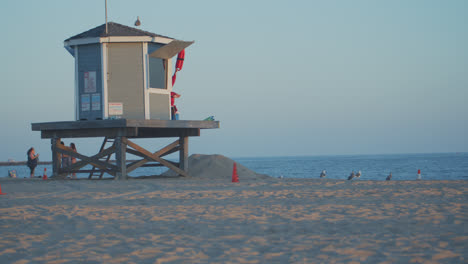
top-left (320, 170), bottom-right (326, 178)
top-left (355, 170), bottom-right (361, 179)
top-left (347, 171), bottom-right (355, 180)
top-left (386, 172), bottom-right (392, 181)
top-left (134, 16), bottom-right (141, 26)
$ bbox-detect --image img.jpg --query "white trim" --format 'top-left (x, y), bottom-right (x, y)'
top-left (101, 43), bottom-right (109, 119)
top-left (166, 58), bottom-right (173, 92)
top-left (65, 36), bottom-right (173, 47)
top-left (102, 36), bottom-right (173, 44)
top-left (74, 46), bottom-right (79, 120)
top-left (65, 37), bottom-right (101, 47)
top-left (147, 57), bottom-right (170, 91)
top-left (166, 58), bottom-right (172, 120)
top-left (143, 43), bottom-right (150, 119)
top-left (148, 88), bottom-right (170, 94)
top-left (64, 45), bottom-right (74, 56)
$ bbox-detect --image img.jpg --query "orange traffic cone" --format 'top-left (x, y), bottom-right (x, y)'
top-left (232, 162), bottom-right (239, 183)
top-left (43, 168), bottom-right (48, 180)
top-left (0, 184), bottom-right (5, 195)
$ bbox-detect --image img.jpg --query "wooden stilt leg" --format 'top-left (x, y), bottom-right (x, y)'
top-left (115, 136), bottom-right (127, 180)
top-left (179, 136), bottom-right (189, 173)
top-left (51, 138), bottom-right (61, 178)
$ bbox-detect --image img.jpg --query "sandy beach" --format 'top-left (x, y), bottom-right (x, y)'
top-left (0, 176), bottom-right (467, 264)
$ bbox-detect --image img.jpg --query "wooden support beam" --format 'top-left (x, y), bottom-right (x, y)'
top-left (160, 146), bottom-right (181, 157)
top-left (126, 159), bottom-right (180, 172)
top-left (150, 139), bottom-right (182, 158)
top-left (115, 137), bottom-right (127, 180)
top-left (135, 128), bottom-right (200, 138)
top-left (126, 159), bottom-right (146, 172)
top-left (88, 137), bottom-right (115, 179)
top-left (32, 119), bottom-right (219, 131)
top-left (179, 136), bottom-right (189, 172)
top-left (164, 160), bottom-right (180, 167)
top-left (56, 144), bottom-right (118, 175)
top-left (126, 145), bottom-right (180, 159)
top-left (51, 138), bottom-right (61, 178)
top-left (40, 127), bottom-right (202, 139)
top-left (41, 128), bottom-right (138, 139)
top-left (67, 169), bottom-right (107, 174)
top-left (140, 164), bottom-right (167, 167)
top-left (125, 139), bottom-right (180, 173)
top-left (125, 148), bottom-right (147, 158)
top-left (123, 138), bottom-right (189, 177)
top-left (56, 144), bottom-right (117, 171)
top-left (63, 145), bottom-right (116, 175)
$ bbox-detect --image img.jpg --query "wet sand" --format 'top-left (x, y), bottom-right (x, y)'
top-left (0, 178), bottom-right (467, 263)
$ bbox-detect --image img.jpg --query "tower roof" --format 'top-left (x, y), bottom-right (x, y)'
top-left (65, 22), bottom-right (173, 42)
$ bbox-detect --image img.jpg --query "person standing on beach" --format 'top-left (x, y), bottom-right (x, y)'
top-left (27, 147), bottom-right (39, 178)
top-left (70, 143), bottom-right (77, 179)
top-left (61, 141), bottom-right (70, 177)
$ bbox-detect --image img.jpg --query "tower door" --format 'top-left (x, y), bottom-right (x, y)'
top-left (107, 43), bottom-right (145, 119)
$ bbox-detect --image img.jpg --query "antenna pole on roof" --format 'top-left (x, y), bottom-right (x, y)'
top-left (105, 0), bottom-right (108, 34)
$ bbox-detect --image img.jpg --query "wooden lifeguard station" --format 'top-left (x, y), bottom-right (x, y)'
top-left (32, 22), bottom-right (219, 179)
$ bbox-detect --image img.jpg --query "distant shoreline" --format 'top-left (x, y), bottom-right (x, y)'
top-left (0, 160), bottom-right (135, 166)
top-left (0, 161), bottom-right (52, 166)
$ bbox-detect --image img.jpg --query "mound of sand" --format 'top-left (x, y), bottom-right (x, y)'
top-left (162, 154), bottom-right (271, 180)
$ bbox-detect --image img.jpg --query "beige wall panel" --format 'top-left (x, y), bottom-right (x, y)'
top-left (107, 43), bottom-right (144, 119)
top-left (149, 93), bottom-right (171, 120)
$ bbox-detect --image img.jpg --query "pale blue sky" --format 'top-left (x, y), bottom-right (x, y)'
top-left (0, 0), bottom-right (467, 161)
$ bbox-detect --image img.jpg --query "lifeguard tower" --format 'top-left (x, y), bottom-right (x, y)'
top-left (32, 22), bottom-right (219, 179)
top-left (64, 22), bottom-right (193, 120)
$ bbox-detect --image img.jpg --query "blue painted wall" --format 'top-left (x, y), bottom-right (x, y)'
top-left (77, 44), bottom-right (103, 120)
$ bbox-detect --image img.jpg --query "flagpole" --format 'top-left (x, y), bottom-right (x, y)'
top-left (105, 0), bottom-right (108, 34)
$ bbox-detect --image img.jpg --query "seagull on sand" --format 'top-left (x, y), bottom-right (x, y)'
top-left (355, 170), bottom-right (361, 179)
top-left (320, 170), bottom-right (326, 178)
top-left (386, 172), bottom-right (392, 181)
top-left (347, 171), bottom-right (355, 180)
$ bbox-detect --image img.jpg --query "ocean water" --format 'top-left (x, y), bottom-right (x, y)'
top-left (236, 152), bottom-right (468, 181)
top-left (2, 153), bottom-right (467, 181)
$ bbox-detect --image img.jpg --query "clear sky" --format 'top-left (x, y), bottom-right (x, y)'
top-left (0, 0), bottom-right (467, 161)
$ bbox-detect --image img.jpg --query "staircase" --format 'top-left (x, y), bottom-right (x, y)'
top-left (88, 137), bottom-right (115, 179)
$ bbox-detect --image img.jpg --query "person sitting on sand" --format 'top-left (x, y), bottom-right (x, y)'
top-left (27, 147), bottom-right (39, 178)
top-left (8, 170), bottom-right (17, 178)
